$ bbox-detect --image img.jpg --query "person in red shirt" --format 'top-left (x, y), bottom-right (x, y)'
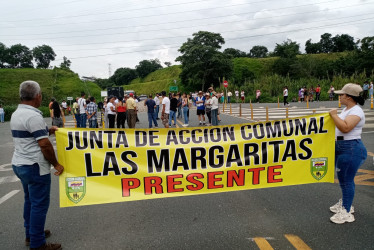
top-left (316, 84), bottom-right (321, 102)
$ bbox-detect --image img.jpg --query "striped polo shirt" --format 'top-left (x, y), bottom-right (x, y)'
top-left (11, 104), bottom-right (51, 175)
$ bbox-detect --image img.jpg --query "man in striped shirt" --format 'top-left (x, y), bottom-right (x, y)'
top-left (11, 80), bottom-right (64, 250)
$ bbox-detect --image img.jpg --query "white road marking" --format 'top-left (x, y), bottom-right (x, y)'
top-left (0, 175), bottom-right (19, 184)
top-left (247, 237), bottom-right (275, 241)
top-left (0, 163), bottom-right (13, 172)
top-left (0, 190), bottom-right (20, 205)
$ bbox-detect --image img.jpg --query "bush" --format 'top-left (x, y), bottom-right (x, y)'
top-left (2, 105), bottom-right (50, 122)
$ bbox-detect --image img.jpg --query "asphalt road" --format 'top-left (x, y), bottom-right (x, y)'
top-left (1, 101), bottom-right (373, 250)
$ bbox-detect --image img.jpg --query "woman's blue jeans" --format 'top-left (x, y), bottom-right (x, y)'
top-left (169, 110), bottom-right (176, 126)
top-left (183, 107), bottom-right (189, 124)
top-left (211, 109), bottom-right (218, 126)
top-left (335, 139), bottom-right (367, 211)
top-left (12, 164), bottom-right (51, 248)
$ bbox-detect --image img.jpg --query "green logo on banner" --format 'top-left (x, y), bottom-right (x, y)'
top-left (310, 158), bottom-right (328, 181)
top-left (66, 177), bottom-right (86, 204)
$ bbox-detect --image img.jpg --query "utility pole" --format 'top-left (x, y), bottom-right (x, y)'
top-left (108, 63), bottom-right (112, 78)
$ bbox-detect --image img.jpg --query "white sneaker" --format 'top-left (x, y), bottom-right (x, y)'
top-left (182, 124), bottom-right (187, 127)
top-left (330, 199), bottom-right (354, 213)
top-left (330, 208), bottom-right (355, 224)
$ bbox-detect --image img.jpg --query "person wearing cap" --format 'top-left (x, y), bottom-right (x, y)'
top-left (195, 91), bottom-right (206, 125)
top-left (126, 93), bottom-right (137, 128)
top-left (154, 93), bottom-right (161, 119)
top-left (329, 83), bottom-right (367, 224)
top-left (211, 92), bottom-right (219, 126)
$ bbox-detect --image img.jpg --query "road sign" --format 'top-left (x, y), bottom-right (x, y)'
top-left (169, 86), bottom-right (178, 92)
top-left (67, 97), bottom-right (73, 101)
top-left (101, 91), bottom-right (108, 97)
top-left (223, 80), bottom-right (228, 88)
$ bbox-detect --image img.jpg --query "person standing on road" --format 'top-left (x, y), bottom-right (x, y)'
top-left (61, 100), bottom-right (67, 115)
top-left (283, 86), bottom-right (289, 106)
top-left (195, 91), bottom-right (206, 125)
top-left (51, 101), bottom-right (64, 128)
top-left (154, 93), bottom-right (160, 120)
top-left (126, 93), bottom-right (137, 128)
top-left (235, 89), bottom-right (239, 102)
top-left (362, 81), bottom-right (369, 100)
top-left (72, 97), bottom-right (80, 127)
top-left (241, 90), bottom-right (245, 103)
top-left (211, 92), bottom-right (219, 126)
top-left (78, 92), bottom-right (86, 128)
top-left (0, 104), bottom-right (5, 123)
top-left (227, 90), bottom-right (232, 103)
top-left (369, 81), bottom-right (373, 99)
top-left (116, 97), bottom-right (127, 128)
top-left (86, 97), bottom-right (98, 128)
top-left (107, 96), bottom-right (116, 128)
top-left (161, 91), bottom-right (170, 128)
top-left (315, 84), bottom-right (321, 102)
top-left (48, 98), bottom-right (54, 118)
top-left (329, 83), bottom-right (367, 224)
top-left (329, 85), bottom-right (335, 101)
top-left (181, 93), bottom-right (189, 127)
top-left (177, 92), bottom-right (182, 119)
top-left (205, 93), bottom-right (212, 125)
top-left (11, 80), bottom-right (64, 250)
top-left (256, 89), bottom-right (261, 103)
top-left (169, 93), bottom-right (178, 127)
top-left (144, 94), bottom-right (158, 128)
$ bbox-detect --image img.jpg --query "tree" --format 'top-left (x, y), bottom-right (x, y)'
top-left (95, 78), bottom-right (114, 90)
top-left (60, 56), bottom-right (71, 70)
top-left (7, 44), bottom-right (33, 68)
top-left (360, 36), bottom-right (374, 51)
top-left (176, 31), bottom-right (232, 90)
top-left (223, 48), bottom-right (247, 58)
top-left (32, 45), bottom-right (56, 68)
top-left (249, 45), bottom-right (268, 58)
top-left (273, 39), bottom-right (300, 58)
top-left (135, 59), bottom-right (162, 78)
top-left (0, 42), bottom-right (7, 68)
top-left (110, 67), bottom-right (138, 85)
top-left (332, 34), bottom-right (356, 52)
top-left (305, 39), bottom-right (321, 54)
top-left (319, 33), bottom-right (334, 53)
top-left (164, 62), bottom-right (172, 67)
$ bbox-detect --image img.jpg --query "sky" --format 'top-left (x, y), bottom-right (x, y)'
top-left (1, 0), bottom-right (373, 79)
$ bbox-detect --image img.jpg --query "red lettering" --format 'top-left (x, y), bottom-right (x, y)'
top-left (186, 173), bottom-right (204, 191)
top-left (268, 165), bottom-right (283, 183)
top-left (121, 178), bottom-right (140, 197)
top-left (144, 176), bottom-right (163, 195)
top-left (208, 171), bottom-right (224, 189)
top-left (167, 174), bottom-right (184, 193)
top-left (227, 170), bottom-right (245, 187)
top-left (248, 167), bottom-right (265, 185)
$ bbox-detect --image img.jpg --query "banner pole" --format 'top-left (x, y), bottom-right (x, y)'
top-left (266, 106), bottom-right (269, 121)
top-left (239, 104), bottom-right (242, 117)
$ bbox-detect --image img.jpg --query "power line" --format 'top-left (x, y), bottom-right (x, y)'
top-left (53, 12), bottom-right (373, 52)
top-left (0, 0), bottom-right (343, 29)
top-left (53, 19), bottom-right (373, 61)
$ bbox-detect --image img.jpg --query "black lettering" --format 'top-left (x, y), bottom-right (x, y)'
top-left (253, 123), bottom-right (265, 139)
top-left (135, 131), bottom-right (147, 147)
top-left (282, 140), bottom-right (297, 161)
top-left (282, 120), bottom-right (294, 137)
top-left (103, 152), bottom-right (121, 176)
top-left (66, 131), bottom-right (74, 150)
top-left (308, 117), bottom-right (318, 134)
top-left (268, 140), bottom-right (284, 163)
top-left (191, 147), bottom-right (207, 170)
top-left (104, 131), bottom-right (115, 148)
top-left (172, 148), bottom-right (189, 171)
top-left (149, 131), bottom-right (160, 146)
top-left (76, 131), bottom-right (88, 150)
top-left (147, 149), bottom-right (170, 173)
top-left (116, 131), bottom-right (129, 148)
top-left (241, 125), bottom-right (252, 140)
top-left (89, 131), bottom-right (103, 149)
top-left (294, 118), bottom-right (307, 136)
top-left (166, 130), bottom-right (178, 145)
top-left (244, 143), bottom-right (259, 165)
top-left (226, 144), bottom-right (243, 167)
top-left (265, 121), bottom-right (281, 138)
top-left (223, 126), bottom-right (235, 141)
top-left (192, 129), bottom-right (203, 143)
top-left (299, 138), bottom-right (313, 160)
top-left (209, 146), bottom-right (224, 168)
top-left (121, 151), bottom-right (138, 175)
top-left (210, 128), bottom-right (221, 143)
top-left (85, 153), bottom-right (101, 177)
top-left (179, 130), bottom-right (190, 144)
top-left (319, 116), bottom-right (328, 133)
top-left (262, 141), bottom-right (268, 164)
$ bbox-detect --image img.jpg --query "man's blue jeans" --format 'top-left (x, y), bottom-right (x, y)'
top-left (148, 112), bottom-right (158, 128)
top-left (12, 164), bottom-right (51, 248)
top-left (169, 110), bottom-right (176, 126)
top-left (74, 114), bottom-right (80, 127)
top-left (155, 106), bottom-right (159, 119)
top-left (211, 109), bottom-right (218, 125)
top-left (89, 119), bottom-right (97, 128)
top-left (0, 112), bottom-right (4, 122)
top-left (80, 113), bottom-right (87, 128)
top-left (335, 139), bottom-right (367, 211)
top-left (183, 106), bottom-right (189, 124)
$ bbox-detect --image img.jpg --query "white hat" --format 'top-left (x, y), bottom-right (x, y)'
top-left (335, 83), bottom-right (363, 97)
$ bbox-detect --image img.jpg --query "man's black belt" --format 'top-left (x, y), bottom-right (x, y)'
top-left (337, 136), bottom-right (344, 141)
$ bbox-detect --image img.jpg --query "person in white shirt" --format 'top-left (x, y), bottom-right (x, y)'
top-left (241, 90), bottom-right (245, 103)
top-left (283, 86), bottom-right (289, 106)
top-left (329, 83), bottom-right (367, 224)
top-left (61, 100), bottom-right (67, 115)
top-left (211, 92), bottom-right (219, 126)
top-left (77, 92), bottom-right (87, 128)
top-left (227, 91), bottom-right (232, 103)
top-left (161, 91), bottom-right (170, 128)
top-left (106, 96), bottom-right (116, 128)
top-left (235, 90), bottom-right (239, 102)
top-left (154, 93), bottom-right (161, 119)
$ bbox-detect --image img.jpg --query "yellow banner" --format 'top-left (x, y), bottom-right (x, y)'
top-left (57, 113), bottom-right (335, 207)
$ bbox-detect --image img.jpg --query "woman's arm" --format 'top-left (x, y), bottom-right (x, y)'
top-left (329, 109), bottom-right (361, 133)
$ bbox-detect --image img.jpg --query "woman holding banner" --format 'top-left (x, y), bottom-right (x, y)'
top-left (329, 83), bottom-right (367, 224)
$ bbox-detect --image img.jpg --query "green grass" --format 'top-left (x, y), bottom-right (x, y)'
top-left (0, 68), bottom-right (102, 106)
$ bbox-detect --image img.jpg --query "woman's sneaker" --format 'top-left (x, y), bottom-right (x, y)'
top-left (330, 199), bottom-right (354, 213)
top-left (330, 208), bottom-right (355, 224)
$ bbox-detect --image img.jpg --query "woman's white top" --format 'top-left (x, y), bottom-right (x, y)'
top-left (107, 102), bottom-right (116, 115)
top-left (336, 105), bottom-right (365, 140)
top-left (211, 96), bottom-right (219, 110)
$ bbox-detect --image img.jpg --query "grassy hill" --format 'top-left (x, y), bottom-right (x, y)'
top-left (124, 65), bottom-right (182, 94)
top-left (0, 68), bottom-right (102, 106)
